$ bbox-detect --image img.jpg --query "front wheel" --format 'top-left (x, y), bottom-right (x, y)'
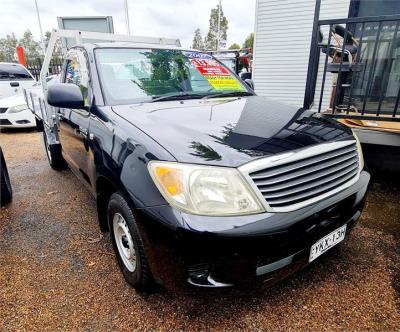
top-left (43, 131), bottom-right (64, 170)
top-left (108, 192), bottom-right (154, 291)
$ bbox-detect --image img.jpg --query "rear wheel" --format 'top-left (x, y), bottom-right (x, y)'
top-left (108, 192), bottom-right (154, 291)
top-left (43, 131), bottom-right (64, 170)
top-left (0, 148), bottom-right (12, 206)
top-left (35, 118), bottom-right (44, 132)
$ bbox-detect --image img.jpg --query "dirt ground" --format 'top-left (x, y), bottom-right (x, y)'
top-left (0, 129), bottom-right (399, 331)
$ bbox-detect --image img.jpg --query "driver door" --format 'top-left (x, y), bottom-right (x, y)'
top-left (58, 49), bottom-right (92, 187)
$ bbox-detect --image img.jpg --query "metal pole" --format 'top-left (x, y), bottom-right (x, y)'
top-left (217, 0), bottom-right (221, 51)
top-left (303, 0), bottom-right (321, 110)
top-left (34, 0), bottom-right (46, 54)
top-left (124, 0), bottom-right (131, 35)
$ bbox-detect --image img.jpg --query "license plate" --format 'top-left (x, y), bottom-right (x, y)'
top-left (309, 225), bottom-right (346, 262)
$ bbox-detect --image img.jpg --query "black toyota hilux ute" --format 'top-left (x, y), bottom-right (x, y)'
top-left (42, 44), bottom-right (369, 291)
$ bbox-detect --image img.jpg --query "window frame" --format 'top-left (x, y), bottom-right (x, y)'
top-left (63, 47), bottom-right (93, 107)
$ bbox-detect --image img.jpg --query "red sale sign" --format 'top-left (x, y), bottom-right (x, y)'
top-left (190, 59), bottom-right (230, 76)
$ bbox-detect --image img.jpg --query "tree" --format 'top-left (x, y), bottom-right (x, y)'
top-left (44, 30), bottom-right (63, 56)
top-left (44, 31), bottom-right (52, 49)
top-left (229, 43), bottom-right (240, 50)
top-left (19, 30), bottom-right (40, 59)
top-left (191, 28), bottom-right (204, 50)
top-left (243, 33), bottom-right (254, 49)
top-left (204, 4), bottom-right (228, 50)
top-left (0, 30), bottom-right (45, 62)
top-left (0, 34), bottom-right (18, 62)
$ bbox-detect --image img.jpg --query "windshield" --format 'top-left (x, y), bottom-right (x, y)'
top-left (95, 48), bottom-right (250, 104)
top-left (218, 58), bottom-right (237, 72)
top-left (0, 64), bottom-right (33, 81)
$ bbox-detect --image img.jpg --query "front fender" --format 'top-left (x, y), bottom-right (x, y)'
top-left (90, 112), bottom-right (175, 209)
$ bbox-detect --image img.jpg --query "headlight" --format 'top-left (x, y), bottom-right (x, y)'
top-left (7, 104), bottom-right (29, 113)
top-left (352, 129), bottom-right (364, 171)
top-left (148, 161), bottom-right (265, 216)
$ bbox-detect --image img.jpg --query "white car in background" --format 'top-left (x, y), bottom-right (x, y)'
top-left (0, 93), bottom-right (36, 128)
top-left (0, 62), bottom-right (36, 99)
top-left (0, 75), bottom-right (59, 129)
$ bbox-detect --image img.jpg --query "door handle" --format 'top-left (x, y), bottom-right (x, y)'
top-left (10, 82), bottom-right (19, 87)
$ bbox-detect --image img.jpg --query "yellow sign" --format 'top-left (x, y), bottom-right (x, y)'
top-left (205, 76), bottom-right (245, 91)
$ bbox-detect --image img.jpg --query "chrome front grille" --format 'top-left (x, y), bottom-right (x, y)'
top-left (240, 141), bottom-right (359, 212)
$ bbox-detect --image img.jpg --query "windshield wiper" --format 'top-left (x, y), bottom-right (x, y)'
top-left (151, 93), bottom-right (206, 103)
top-left (202, 91), bottom-right (254, 99)
top-left (150, 90), bottom-right (254, 103)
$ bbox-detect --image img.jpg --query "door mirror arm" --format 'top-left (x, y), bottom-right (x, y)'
top-left (88, 96), bottom-right (108, 122)
top-left (90, 104), bottom-right (109, 122)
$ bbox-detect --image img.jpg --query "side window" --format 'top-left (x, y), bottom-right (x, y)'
top-left (64, 50), bottom-right (90, 106)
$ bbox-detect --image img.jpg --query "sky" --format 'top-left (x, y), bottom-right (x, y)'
top-left (0, 0), bottom-right (256, 48)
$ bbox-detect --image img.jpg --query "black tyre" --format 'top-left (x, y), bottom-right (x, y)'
top-left (43, 131), bottom-right (65, 170)
top-left (108, 192), bottom-right (154, 291)
top-left (0, 148), bottom-right (12, 206)
top-left (35, 118), bottom-right (44, 132)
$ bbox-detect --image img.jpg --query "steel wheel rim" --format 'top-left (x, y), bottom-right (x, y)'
top-left (113, 212), bottom-right (136, 272)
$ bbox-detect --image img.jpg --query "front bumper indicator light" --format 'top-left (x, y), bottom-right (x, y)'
top-left (7, 104), bottom-right (29, 114)
top-left (148, 161), bottom-right (265, 216)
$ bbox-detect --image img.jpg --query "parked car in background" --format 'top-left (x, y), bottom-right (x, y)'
top-left (0, 93), bottom-right (36, 128)
top-left (38, 42), bottom-right (370, 292)
top-left (0, 63), bottom-right (36, 100)
top-left (0, 75), bottom-right (58, 129)
top-left (0, 147), bottom-right (12, 206)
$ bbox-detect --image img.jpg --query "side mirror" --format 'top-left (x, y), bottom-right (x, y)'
top-left (47, 83), bottom-right (84, 109)
top-left (244, 79), bottom-right (254, 90)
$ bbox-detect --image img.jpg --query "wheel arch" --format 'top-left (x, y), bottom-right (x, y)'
top-left (95, 174), bottom-right (137, 232)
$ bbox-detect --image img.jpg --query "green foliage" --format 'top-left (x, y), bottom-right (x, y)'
top-left (139, 50), bottom-right (189, 96)
top-left (229, 43), bottom-right (240, 50)
top-left (192, 28), bottom-right (204, 50)
top-left (0, 34), bottom-right (18, 62)
top-left (204, 4), bottom-right (228, 50)
top-left (0, 30), bottom-right (42, 62)
top-left (44, 30), bottom-right (63, 57)
top-left (19, 30), bottom-right (41, 59)
top-left (243, 33), bottom-right (254, 49)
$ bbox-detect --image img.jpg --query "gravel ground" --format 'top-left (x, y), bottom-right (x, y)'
top-left (0, 129), bottom-right (399, 331)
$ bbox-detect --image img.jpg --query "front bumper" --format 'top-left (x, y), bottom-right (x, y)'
top-left (0, 109), bottom-right (36, 128)
top-left (135, 171), bottom-right (370, 289)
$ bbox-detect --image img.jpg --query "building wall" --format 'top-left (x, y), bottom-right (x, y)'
top-left (253, 0), bottom-right (351, 109)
